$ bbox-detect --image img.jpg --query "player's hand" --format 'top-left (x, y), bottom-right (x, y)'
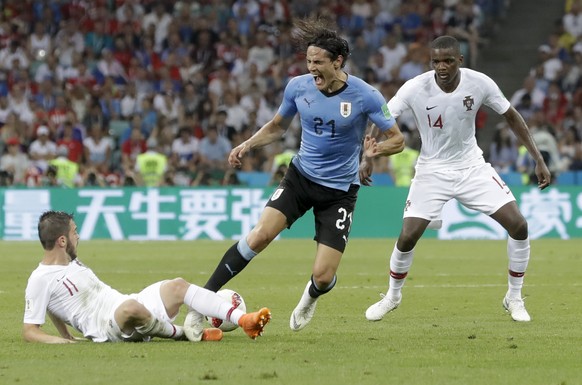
top-left (359, 158), bottom-right (374, 186)
top-left (362, 135), bottom-right (378, 158)
top-left (228, 142), bottom-right (250, 168)
top-left (534, 162), bottom-right (551, 190)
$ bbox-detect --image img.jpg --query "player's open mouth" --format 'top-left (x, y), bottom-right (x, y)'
top-left (314, 75), bottom-right (324, 86)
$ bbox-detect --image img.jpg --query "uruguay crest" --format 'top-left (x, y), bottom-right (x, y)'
top-left (340, 102), bottom-right (352, 117)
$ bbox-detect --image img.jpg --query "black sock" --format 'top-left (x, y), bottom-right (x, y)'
top-left (308, 275), bottom-right (337, 298)
top-left (204, 242), bottom-right (250, 292)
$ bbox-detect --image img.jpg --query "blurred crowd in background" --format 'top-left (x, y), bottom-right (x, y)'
top-left (0, 0), bottom-right (580, 188)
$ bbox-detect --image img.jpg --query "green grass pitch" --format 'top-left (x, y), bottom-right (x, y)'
top-left (1, 239), bottom-right (581, 385)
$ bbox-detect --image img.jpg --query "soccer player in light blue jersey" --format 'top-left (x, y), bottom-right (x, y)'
top-left (202, 16), bottom-right (405, 331)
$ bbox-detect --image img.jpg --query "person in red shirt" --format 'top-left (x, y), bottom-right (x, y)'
top-left (121, 126), bottom-right (146, 173)
top-left (56, 121), bottom-right (84, 163)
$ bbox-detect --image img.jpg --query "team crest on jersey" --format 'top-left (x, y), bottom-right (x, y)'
top-left (340, 102), bottom-right (352, 117)
top-left (270, 188), bottom-right (284, 201)
top-left (463, 96), bottom-right (474, 111)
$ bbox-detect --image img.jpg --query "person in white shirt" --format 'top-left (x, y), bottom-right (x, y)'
top-left (29, 126), bottom-right (57, 173)
top-left (362, 36), bottom-right (551, 324)
top-left (23, 211), bottom-right (271, 344)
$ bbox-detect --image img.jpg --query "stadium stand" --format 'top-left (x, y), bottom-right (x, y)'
top-left (0, 0), bottom-right (579, 188)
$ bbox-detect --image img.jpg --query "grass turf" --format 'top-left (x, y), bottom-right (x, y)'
top-left (1, 239), bottom-right (581, 385)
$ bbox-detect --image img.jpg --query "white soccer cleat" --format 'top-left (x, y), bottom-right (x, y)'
top-left (289, 282), bottom-right (318, 331)
top-left (183, 310), bottom-right (205, 341)
top-left (503, 295), bottom-right (531, 322)
top-left (365, 293), bottom-right (401, 321)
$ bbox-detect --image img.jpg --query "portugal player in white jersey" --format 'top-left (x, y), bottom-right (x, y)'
top-left (363, 36), bottom-right (551, 323)
top-left (23, 211), bottom-right (270, 343)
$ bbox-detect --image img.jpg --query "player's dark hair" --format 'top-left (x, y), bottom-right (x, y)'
top-left (431, 36), bottom-right (461, 55)
top-left (38, 211), bottom-right (74, 250)
top-left (292, 16), bottom-right (350, 68)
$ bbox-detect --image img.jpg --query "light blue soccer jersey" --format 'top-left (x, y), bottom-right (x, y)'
top-left (278, 73), bottom-right (396, 191)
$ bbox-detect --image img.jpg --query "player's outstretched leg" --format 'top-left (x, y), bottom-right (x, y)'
top-left (183, 310), bottom-right (223, 342)
top-left (289, 281), bottom-right (318, 331)
top-left (502, 295), bottom-right (531, 322)
top-left (238, 307), bottom-right (271, 339)
top-left (365, 293), bottom-right (402, 321)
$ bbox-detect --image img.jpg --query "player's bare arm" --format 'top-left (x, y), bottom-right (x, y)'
top-left (359, 123), bottom-right (405, 185)
top-left (228, 113), bottom-right (293, 168)
top-left (23, 323), bottom-right (76, 344)
top-left (503, 106), bottom-right (551, 189)
top-left (48, 311), bottom-right (77, 340)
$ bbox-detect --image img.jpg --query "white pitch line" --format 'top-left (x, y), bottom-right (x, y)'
top-left (338, 283), bottom-right (582, 289)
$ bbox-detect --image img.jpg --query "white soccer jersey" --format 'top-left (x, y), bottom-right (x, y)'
top-left (24, 260), bottom-right (128, 342)
top-left (387, 68), bottom-right (511, 171)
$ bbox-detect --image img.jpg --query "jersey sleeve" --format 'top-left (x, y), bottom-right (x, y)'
top-left (23, 274), bottom-right (50, 325)
top-left (364, 87), bottom-right (396, 132)
top-left (277, 77), bottom-right (299, 118)
top-left (481, 73), bottom-right (511, 114)
top-left (386, 78), bottom-right (416, 118)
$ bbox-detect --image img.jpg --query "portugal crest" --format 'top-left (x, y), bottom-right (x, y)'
top-left (463, 95), bottom-right (474, 111)
top-left (340, 102), bottom-right (352, 117)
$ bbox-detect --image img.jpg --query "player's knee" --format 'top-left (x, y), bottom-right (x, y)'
top-left (164, 277), bottom-right (190, 295)
top-left (397, 232), bottom-right (419, 251)
top-left (247, 228), bottom-right (274, 250)
top-left (312, 271), bottom-right (335, 288)
top-left (509, 217), bottom-right (528, 239)
top-left (118, 299), bottom-right (148, 322)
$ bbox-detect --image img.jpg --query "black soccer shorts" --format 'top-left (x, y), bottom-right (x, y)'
top-left (266, 163), bottom-right (359, 253)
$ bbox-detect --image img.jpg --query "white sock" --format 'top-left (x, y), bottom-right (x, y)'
top-left (135, 317), bottom-right (183, 339)
top-left (507, 236), bottom-right (530, 299)
top-left (386, 243), bottom-right (414, 301)
top-left (184, 285), bottom-right (245, 325)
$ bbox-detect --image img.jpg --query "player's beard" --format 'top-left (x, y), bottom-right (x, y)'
top-left (65, 236), bottom-right (78, 260)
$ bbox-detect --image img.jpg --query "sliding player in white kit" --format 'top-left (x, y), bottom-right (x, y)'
top-left (362, 36), bottom-right (551, 323)
top-left (23, 211), bottom-right (270, 343)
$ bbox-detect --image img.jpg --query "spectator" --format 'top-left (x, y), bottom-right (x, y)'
top-left (387, 138), bottom-right (420, 187)
top-left (558, 125), bottom-right (582, 170)
top-left (134, 140), bottom-right (168, 187)
top-left (84, 122), bottom-right (113, 175)
top-left (563, 0), bottom-right (582, 39)
top-left (48, 146), bottom-right (83, 188)
top-left (143, 2), bottom-right (173, 52)
top-left (0, 137), bottom-right (30, 185)
top-left (29, 125), bottom-right (57, 173)
top-left (198, 126), bottom-right (232, 172)
top-left (349, 34), bottom-right (373, 77)
top-left (488, 123), bottom-right (519, 174)
top-left (221, 91), bottom-right (249, 134)
top-left (56, 121), bottom-right (84, 164)
top-left (510, 75), bottom-right (546, 110)
top-left (535, 44), bottom-right (563, 83)
top-left (28, 21), bottom-right (51, 59)
top-left (248, 30), bottom-right (275, 75)
top-left (120, 82), bottom-right (140, 119)
top-left (84, 19), bottom-right (114, 56)
top-left (378, 33), bottom-right (407, 81)
top-left (528, 110), bottom-right (562, 175)
top-left (121, 126), bottom-right (147, 173)
top-left (7, 81), bottom-right (34, 125)
top-left (396, 44), bottom-right (429, 82)
top-left (96, 48), bottom-right (128, 85)
top-left (0, 39), bottom-right (29, 71)
top-left (171, 126), bottom-right (200, 174)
